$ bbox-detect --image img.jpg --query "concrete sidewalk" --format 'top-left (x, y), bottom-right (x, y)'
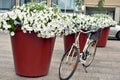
top-left (0, 33), bottom-right (120, 80)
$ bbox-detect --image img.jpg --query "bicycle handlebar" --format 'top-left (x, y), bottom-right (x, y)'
top-left (79, 28), bottom-right (103, 41)
top-left (79, 28), bottom-right (103, 34)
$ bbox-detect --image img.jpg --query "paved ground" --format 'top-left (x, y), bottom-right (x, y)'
top-left (0, 32), bottom-right (120, 80)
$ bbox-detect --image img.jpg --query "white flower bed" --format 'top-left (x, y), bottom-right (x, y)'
top-left (0, 3), bottom-right (63, 38)
top-left (92, 14), bottom-right (117, 28)
top-left (0, 3), bottom-right (117, 38)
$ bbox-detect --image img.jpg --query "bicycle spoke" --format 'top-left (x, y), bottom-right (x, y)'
top-left (59, 46), bottom-right (79, 80)
top-left (83, 41), bottom-right (97, 67)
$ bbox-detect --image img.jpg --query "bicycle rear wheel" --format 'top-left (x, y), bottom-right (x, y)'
top-left (59, 46), bottom-right (79, 80)
top-left (83, 41), bottom-right (97, 67)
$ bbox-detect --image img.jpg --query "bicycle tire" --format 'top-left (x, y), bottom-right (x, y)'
top-left (59, 46), bottom-right (79, 80)
top-left (83, 41), bottom-right (97, 67)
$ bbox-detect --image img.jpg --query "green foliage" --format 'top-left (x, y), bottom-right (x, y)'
top-left (53, 7), bottom-right (59, 13)
top-left (98, 0), bottom-right (105, 10)
top-left (6, 18), bottom-right (16, 32)
top-left (25, 2), bottom-right (45, 12)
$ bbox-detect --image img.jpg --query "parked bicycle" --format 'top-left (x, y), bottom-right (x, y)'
top-left (59, 28), bottom-right (102, 80)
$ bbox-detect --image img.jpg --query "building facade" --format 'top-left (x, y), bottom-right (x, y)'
top-left (0, 0), bottom-right (16, 9)
top-left (84, 0), bottom-right (120, 24)
top-left (0, 0), bottom-right (46, 9)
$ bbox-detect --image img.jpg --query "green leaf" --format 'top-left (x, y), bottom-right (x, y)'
top-left (98, 0), bottom-right (105, 10)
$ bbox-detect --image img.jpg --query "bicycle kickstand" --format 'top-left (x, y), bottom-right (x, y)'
top-left (82, 64), bottom-right (88, 73)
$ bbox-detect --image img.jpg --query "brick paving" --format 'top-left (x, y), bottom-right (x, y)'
top-left (0, 32), bottom-right (120, 80)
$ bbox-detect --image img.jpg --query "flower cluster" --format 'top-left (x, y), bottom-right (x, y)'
top-left (73, 13), bottom-right (117, 30)
top-left (0, 2), bottom-right (117, 38)
top-left (92, 14), bottom-right (117, 28)
top-left (58, 14), bottom-right (97, 35)
top-left (0, 2), bottom-right (64, 38)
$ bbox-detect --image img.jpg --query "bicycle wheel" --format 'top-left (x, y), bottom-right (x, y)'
top-left (83, 41), bottom-right (97, 67)
top-left (59, 46), bottom-right (79, 80)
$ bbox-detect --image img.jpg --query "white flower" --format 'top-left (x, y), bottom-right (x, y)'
top-left (37, 33), bottom-right (41, 37)
top-left (10, 32), bottom-right (15, 36)
top-left (8, 11), bottom-right (17, 20)
top-left (23, 29), bottom-right (27, 33)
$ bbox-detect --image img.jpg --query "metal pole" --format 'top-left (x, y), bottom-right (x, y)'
top-left (64, 0), bottom-right (67, 13)
top-left (16, 0), bottom-right (19, 6)
top-left (47, 0), bottom-right (51, 7)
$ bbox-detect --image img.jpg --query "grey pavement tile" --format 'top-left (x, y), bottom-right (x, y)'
top-left (0, 33), bottom-right (120, 80)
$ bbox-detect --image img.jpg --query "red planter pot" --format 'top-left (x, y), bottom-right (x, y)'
top-left (11, 28), bottom-right (56, 77)
top-left (64, 33), bottom-right (87, 53)
top-left (97, 27), bottom-right (110, 47)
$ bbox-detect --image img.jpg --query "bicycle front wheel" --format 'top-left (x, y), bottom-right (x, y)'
top-left (83, 41), bottom-right (97, 67)
top-left (59, 46), bottom-right (79, 80)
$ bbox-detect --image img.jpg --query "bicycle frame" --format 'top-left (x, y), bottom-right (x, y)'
top-left (66, 31), bottom-right (92, 63)
top-left (66, 28), bottom-right (102, 63)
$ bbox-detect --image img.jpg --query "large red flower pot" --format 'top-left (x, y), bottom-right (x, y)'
top-left (11, 28), bottom-right (56, 77)
top-left (64, 32), bottom-right (87, 53)
top-left (97, 27), bottom-right (110, 47)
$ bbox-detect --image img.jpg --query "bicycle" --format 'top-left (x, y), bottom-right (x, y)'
top-left (59, 28), bottom-right (102, 80)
